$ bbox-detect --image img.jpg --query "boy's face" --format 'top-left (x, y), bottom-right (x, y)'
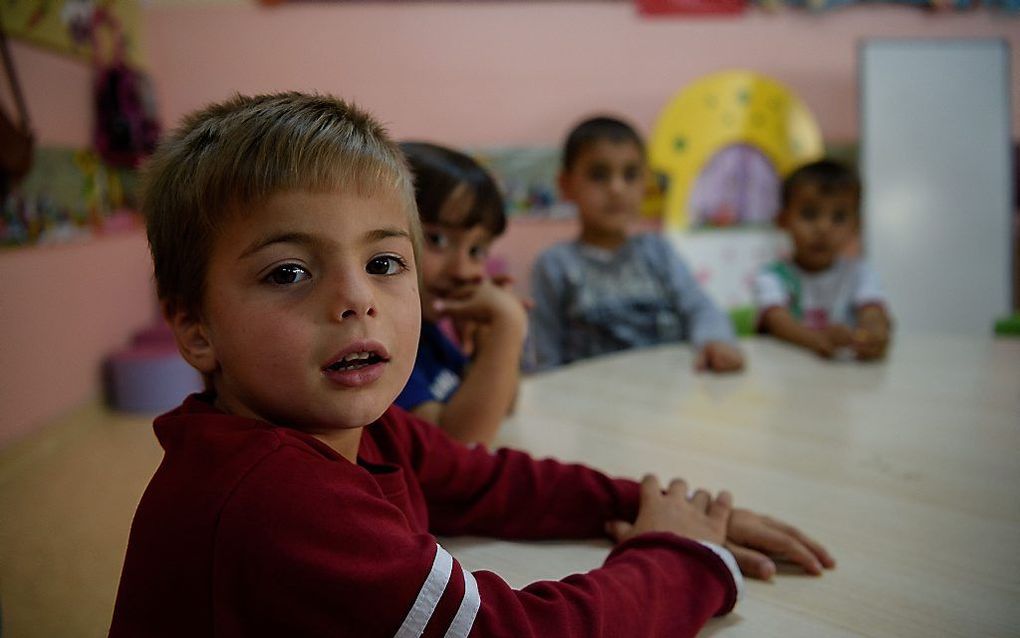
top-left (560, 139), bottom-right (645, 242)
top-left (176, 188), bottom-right (420, 451)
top-left (419, 185), bottom-right (493, 323)
top-left (780, 183), bottom-right (859, 272)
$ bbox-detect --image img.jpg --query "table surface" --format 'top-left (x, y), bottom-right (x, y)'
top-left (1, 334), bottom-right (1018, 637)
top-left (443, 335), bottom-right (1020, 638)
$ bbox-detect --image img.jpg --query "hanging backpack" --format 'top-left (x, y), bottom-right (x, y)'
top-left (91, 8), bottom-right (160, 168)
top-left (0, 14), bottom-right (35, 197)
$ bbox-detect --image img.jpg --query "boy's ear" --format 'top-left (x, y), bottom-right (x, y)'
top-left (557, 171), bottom-right (575, 203)
top-left (163, 300), bottom-right (218, 375)
top-left (775, 207), bottom-right (791, 229)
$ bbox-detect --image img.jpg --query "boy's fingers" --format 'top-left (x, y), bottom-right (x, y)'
top-left (708, 490), bottom-right (733, 521)
top-left (761, 516), bottom-right (837, 569)
top-left (640, 474), bottom-right (663, 501)
top-left (725, 542), bottom-right (777, 581)
top-left (689, 488), bottom-right (711, 510)
top-left (665, 478), bottom-right (688, 498)
top-left (750, 525), bottom-right (824, 575)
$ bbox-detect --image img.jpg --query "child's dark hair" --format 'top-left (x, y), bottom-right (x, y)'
top-left (781, 159), bottom-right (861, 208)
top-left (561, 116), bottom-right (645, 172)
top-left (400, 142), bottom-right (506, 237)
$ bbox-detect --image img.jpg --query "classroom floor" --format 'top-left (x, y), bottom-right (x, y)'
top-left (0, 402), bottom-right (163, 638)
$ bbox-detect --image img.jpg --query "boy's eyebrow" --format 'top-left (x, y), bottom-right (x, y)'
top-left (364, 227), bottom-right (412, 243)
top-left (239, 227), bottom-right (412, 259)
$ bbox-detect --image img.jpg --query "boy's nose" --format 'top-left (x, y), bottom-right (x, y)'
top-left (331, 274), bottom-right (377, 320)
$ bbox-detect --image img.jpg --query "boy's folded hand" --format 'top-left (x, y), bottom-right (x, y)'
top-left (723, 509), bottom-right (836, 580)
top-left (606, 475), bottom-right (730, 547)
top-left (695, 341), bottom-right (745, 373)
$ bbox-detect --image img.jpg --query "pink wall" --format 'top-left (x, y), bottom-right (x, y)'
top-left (145, 3), bottom-right (1020, 145)
top-left (0, 234), bottom-right (156, 448)
top-left (0, 42), bottom-right (157, 448)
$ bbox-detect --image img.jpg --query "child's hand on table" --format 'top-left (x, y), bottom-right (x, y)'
top-left (605, 475), bottom-right (731, 547)
top-left (695, 341), bottom-right (745, 373)
top-left (853, 306), bottom-right (891, 361)
top-left (724, 509), bottom-right (836, 580)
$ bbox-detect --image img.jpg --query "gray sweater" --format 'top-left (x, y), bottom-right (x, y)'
top-left (529, 233), bottom-right (735, 371)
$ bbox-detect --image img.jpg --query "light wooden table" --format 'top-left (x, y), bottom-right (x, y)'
top-left (1, 335), bottom-right (1017, 637)
top-left (443, 335), bottom-right (1020, 638)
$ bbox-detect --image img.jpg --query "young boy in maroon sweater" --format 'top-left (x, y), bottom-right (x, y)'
top-left (109, 93), bottom-right (833, 637)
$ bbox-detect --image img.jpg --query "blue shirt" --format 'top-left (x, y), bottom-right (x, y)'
top-left (395, 321), bottom-right (468, 411)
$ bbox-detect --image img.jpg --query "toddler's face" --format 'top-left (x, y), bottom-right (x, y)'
top-left (560, 139), bottom-right (645, 242)
top-left (183, 188), bottom-right (420, 450)
top-left (781, 183), bottom-right (859, 272)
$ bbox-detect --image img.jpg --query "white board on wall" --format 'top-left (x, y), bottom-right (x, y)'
top-left (860, 39), bottom-right (1012, 335)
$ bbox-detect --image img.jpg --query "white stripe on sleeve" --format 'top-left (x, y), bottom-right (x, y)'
top-left (444, 568), bottom-right (480, 638)
top-left (394, 544), bottom-right (454, 638)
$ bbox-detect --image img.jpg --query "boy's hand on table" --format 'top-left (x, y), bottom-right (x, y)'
top-left (810, 324), bottom-right (854, 359)
top-left (606, 475), bottom-right (731, 547)
top-left (695, 341), bottom-right (745, 373)
top-left (724, 509), bottom-right (836, 580)
top-left (853, 307), bottom-right (891, 361)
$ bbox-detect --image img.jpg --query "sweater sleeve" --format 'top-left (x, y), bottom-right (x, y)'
top-left (528, 248), bottom-right (569, 371)
top-left (216, 444), bottom-right (737, 638)
top-left (401, 406), bottom-right (641, 539)
top-left (652, 235), bottom-right (735, 347)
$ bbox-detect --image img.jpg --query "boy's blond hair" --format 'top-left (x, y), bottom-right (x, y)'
top-left (143, 92), bottom-right (420, 317)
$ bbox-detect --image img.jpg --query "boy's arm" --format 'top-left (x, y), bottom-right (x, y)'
top-left (220, 446), bottom-right (738, 638)
top-left (528, 252), bottom-right (568, 371)
top-left (851, 262), bottom-right (892, 360)
top-left (428, 284), bottom-right (527, 446)
top-left (653, 237), bottom-right (742, 371)
top-left (655, 236), bottom-right (735, 347)
top-left (760, 306), bottom-right (843, 357)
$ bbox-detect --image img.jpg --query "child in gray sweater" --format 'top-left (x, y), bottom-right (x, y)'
top-left (530, 116), bottom-right (744, 372)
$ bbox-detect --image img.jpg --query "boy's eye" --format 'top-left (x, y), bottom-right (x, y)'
top-left (623, 165), bottom-right (642, 183)
top-left (266, 264), bottom-right (310, 285)
top-left (832, 209), bottom-right (849, 225)
top-left (798, 207), bottom-right (819, 221)
top-left (587, 165), bottom-right (610, 183)
top-left (425, 232), bottom-right (449, 250)
top-left (366, 255), bottom-right (407, 276)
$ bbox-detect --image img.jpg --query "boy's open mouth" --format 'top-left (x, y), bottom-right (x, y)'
top-left (325, 352), bottom-right (386, 372)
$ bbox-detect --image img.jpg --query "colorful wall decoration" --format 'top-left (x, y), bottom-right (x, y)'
top-left (1, 0), bottom-right (143, 65)
top-left (1, 147), bottom-right (141, 247)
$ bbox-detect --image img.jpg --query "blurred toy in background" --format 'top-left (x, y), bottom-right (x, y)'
top-left (91, 6), bottom-right (161, 168)
top-left (649, 70), bottom-right (823, 232)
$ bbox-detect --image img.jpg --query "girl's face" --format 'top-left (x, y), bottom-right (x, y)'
top-left (418, 184), bottom-right (495, 323)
